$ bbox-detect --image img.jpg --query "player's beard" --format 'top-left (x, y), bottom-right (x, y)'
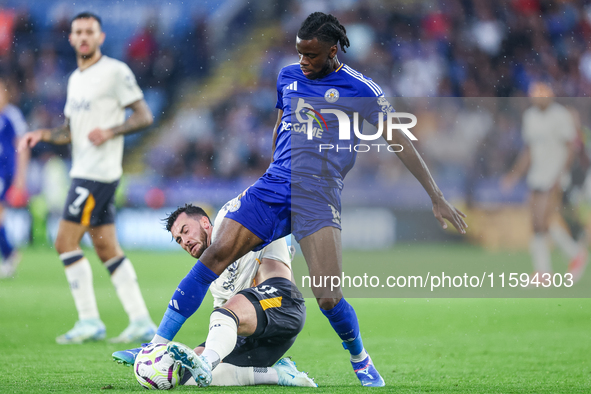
top-left (191, 226), bottom-right (209, 258)
top-left (312, 60), bottom-right (334, 80)
top-left (77, 44), bottom-right (97, 60)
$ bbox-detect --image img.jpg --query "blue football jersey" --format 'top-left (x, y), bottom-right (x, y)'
top-left (0, 114), bottom-right (16, 177)
top-left (270, 63), bottom-right (392, 182)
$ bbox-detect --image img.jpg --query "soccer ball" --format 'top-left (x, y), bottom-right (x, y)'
top-left (134, 343), bottom-right (184, 390)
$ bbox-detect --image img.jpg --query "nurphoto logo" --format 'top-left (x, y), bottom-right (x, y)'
top-left (291, 98), bottom-right (418, 153)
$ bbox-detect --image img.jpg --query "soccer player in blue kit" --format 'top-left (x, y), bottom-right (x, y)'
top-left (127, 12), bottom-right (467, 387)
top-left (0, 78), bottom-right (29, 279)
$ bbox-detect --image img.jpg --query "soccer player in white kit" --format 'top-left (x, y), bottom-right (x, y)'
top-left (502, 82), bottom-right (587, 281)
top-left (113, 196), bottom-right (315, 387)
top-left (20, 12), bottom-right (157, 344)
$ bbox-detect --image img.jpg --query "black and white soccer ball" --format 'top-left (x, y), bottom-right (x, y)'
top-left (134, 343), bottom-right (184, 390)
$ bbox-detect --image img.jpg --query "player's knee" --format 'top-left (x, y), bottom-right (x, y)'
top-left (54, 236), bottom-right (72, 255)
top-left (532, 220), bottom-right (548, 233)
top-left (92, 239), bottom-right (121, 263)
top-left (94, 245), bottom-right (113, 263)
top-left (317, 297), bottom-right (341, 310)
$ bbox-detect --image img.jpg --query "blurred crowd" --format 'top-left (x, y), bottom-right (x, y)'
top-left (149, 0), bottom-right (591, 190)
top-left (3, 0), bottom-right (591, 204)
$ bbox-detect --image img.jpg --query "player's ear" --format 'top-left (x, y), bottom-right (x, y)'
top-left (200, 215), bottom-right (210, 229)
top-left (98, 31), bottom-right (106, 46)
top-left (329, 44), bottom-right (337, 59)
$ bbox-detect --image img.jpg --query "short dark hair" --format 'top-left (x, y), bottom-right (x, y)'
top-left (164, 204), bottom-right (211, 232)
top-left (71, 12), bottom-right (102, 28)
top-left (297, 12), bottom-right (350, 53)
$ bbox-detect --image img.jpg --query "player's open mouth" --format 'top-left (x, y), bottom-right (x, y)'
top-left (301, 68), bottom-right (312, 76)
top-left (191, 244), bottom-right (199, 255)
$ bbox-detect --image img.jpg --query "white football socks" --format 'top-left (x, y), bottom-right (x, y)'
top-left (350, 349), bottom-right (368, 363)
top-left (202, 310), bottom-right (239, 370)
top-left (530, 233), bottom-right (552, 273)
top-left (183, 364), bottom-right (259, 386)
top-left (61, 254), bottom-right (100, 321)
top-left (151, 334), bottom-right (170, 344)
top-left (549, 224), bottom-right (580, 260)
top-left (108, 257), bottom-right (151, 323)
top-left (252, 366), bottom-right (278, 385)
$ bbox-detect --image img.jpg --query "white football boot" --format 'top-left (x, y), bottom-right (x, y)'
top-left (273, 357), bottom-right (318, 387)
top-left (167, 342), bottom-right (212, 387)
top-left (56, 319), bottom-right (106, 344)
top-left (0, 251), bottom-right (20, 279)
top-left (109, 318), bottom-right (157, 343)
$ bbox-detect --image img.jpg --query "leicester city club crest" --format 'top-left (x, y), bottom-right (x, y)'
top-left (227, 199), bottom-right (241, 212)
top-left (324, 88), bottom-right (339, 103)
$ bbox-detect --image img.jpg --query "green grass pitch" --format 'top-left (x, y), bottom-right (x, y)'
top-left (0, 245), bottom-right (590, 393)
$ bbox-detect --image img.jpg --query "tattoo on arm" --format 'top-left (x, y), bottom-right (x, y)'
top-left (110, 99), bottom-right (154, 136)
top-left (46, 119), bottom-right (72, 145)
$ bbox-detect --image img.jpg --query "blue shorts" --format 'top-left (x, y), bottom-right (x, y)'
top-left (225, 169), bottom-right (342, 250)
top-left (0, 172), bottom-right (13, 201)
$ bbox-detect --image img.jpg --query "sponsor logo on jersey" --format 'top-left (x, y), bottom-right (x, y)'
top-left (377, 96), bottom-right (394, 115)
top-left (324, 88), bottom-right (339, 103)
top-left (222, 261), bottom-right (239, 291)
top-left (69, 98), bottom-right (91, 112)
top-left (290, 97), bottom-right (418, 153)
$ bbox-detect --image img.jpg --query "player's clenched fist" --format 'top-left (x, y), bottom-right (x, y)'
top-left (88, 127), bottom-right (115, 146)
top-left (19, 129), bottom-right (47, 151)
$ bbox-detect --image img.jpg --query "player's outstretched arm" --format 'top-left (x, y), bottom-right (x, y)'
top-left (7, 136), bottom-right (31, 207)
top-left (500, 146), bottom-right (530, 192)
top-left (18, 118), bottom-right (71, 150)
top-left (88, 99), bottom-right (153, 146)
top-left (382, 123), bottom-right (467, 234)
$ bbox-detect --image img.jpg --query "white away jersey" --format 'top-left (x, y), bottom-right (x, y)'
top-left (522, 102), bottom-right (576, 190)
top-left (209, 196), bottom-right (292, 308)
top-left (64, 56), bottom-right (143, 182)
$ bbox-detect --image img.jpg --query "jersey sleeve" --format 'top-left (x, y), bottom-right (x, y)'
top-left (357, 81), bottom-right (393, 126)
top-left (64, 100), bottom-right (71, 118)
top-left (261, 237), bottom-right (291, 267)
top-left (559, 107), bottom-right (576, 142)
top-left (6, 106), bottom-right (27, 137)
top-left (276, 68), bottom-right (286, 110)
top-left (115, 62), bottom-right (144, 108)
top-left (521, 110), bottom-right (533, 144)
top-left (64, 76), bottom-right (73, 118)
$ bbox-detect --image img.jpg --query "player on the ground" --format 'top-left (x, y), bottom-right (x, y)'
top-left (19, 12), bottom-right (157, 344)
top-left (113, 197), bottom-right (316, 387)
top-left (124, 12), bottom-right (467, 387)
top-left (0, 78), bottom-right (29, 279)
top-left (502, 82), bottom-right (588, 281)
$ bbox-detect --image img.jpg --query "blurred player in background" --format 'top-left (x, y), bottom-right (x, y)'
top-left (561, 107), bottom-right (590, 252)
top-left (114, 197), bottom-right (316, 387)
top-left (502, 82), bottom-right (588, 282)
top-left (0, 78), bottom-right (29, 279)
top-left (19, 12), bottom-right (156, 344)
top-left (137, 12), bottom-right (466, 388)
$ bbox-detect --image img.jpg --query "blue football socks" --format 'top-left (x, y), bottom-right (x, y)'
top-left (156, 260), bottom-right (219, 340)
top-left (320, 298), bottom-right (364, 355)
top-left (0, 225), bottom-right (14, 259)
